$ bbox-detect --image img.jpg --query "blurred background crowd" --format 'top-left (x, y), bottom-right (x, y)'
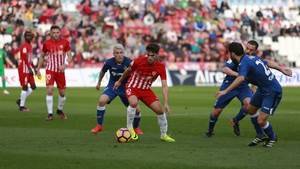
top-left (1, 0), bottom-right (300, 68)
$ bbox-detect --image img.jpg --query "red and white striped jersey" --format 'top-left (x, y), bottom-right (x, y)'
top-left (18, 42), bottom-right (33, 74)
top-left (126, 56), bottom-right (166, 90)
top-left (42, 38), bottom-right (70, 72)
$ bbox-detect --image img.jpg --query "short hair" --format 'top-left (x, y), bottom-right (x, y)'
top-left (50, 25), bottom-right (60, 31)
top-left (247, 40), bottom-right (259, 50)
top-left (228, 42), bottom-right (244, 56)
top-left (146, 43), bottom-right (160, 54)
top-left (113, 44), bottom-right (124, 51)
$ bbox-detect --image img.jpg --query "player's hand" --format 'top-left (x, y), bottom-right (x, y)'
top-left (282, 68), bottom-right (292, 77)
top-left (216, 90), bottom-right (227, 99)
top-left (96, 83), bottom-right (100, 90)
top-left (113, 81), bottom-right (121, 90)
top-left (164, 104), bottom-right (170, 113)
top-left (58, 64), bottom-right (66, 72)
top-left (28, 68), bottom-right (34, 75)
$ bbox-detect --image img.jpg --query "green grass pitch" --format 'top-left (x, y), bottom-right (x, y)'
top-left (0, 86), bottom-right (299, 169)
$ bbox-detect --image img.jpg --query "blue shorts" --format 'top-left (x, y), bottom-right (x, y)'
top-left (102, 86), bottom-right (129, 107)
top-left (250, 89), bottom-right (282, 115)
top-left (214, 87), bottom-right (253, 109)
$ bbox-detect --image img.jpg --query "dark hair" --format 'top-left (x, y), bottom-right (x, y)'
top-left (50, 25), bottom-right (60, 31)
top-left (247, 40), bottom-right (259, 50)
top-left (146, 43), bottom-right (160, 54)
top-left (228, 42), bottom-right (244, 56)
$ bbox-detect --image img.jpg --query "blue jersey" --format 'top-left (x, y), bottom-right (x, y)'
top-left (238, 55), bottom-right (282, 93)
top-left (102, 57), bottom-right (131, 87)
top-left (220, 60), bottom-right (249, 90)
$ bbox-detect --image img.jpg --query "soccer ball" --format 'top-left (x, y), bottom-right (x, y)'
top-left (115, 128), bottom-right (131, 143)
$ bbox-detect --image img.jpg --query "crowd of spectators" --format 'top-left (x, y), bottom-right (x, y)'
top-left (0, 0), bottom-right (300, 68)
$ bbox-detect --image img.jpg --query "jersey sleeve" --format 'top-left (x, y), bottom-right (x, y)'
top-left (130, 58), bottom-right (139, 71)
top-left (64, 40), bottom-right (71, 52)
top-left (101, 61), bottom-right (110, 73)
top-left (42, 42), bottom-right (48, 53)
top-left (238, 59), bottom-right (250, 77)
top-left (20, 45), bottom-right (31, 68)
top-left (225, 59), bottom-right (235, 69)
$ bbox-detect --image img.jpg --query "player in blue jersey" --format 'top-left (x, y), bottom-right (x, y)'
top-left (205, 57), bottom-right (253, 137)
top-left (217, 42), bottom-right (292, 147)
top-left (91, 44), bottom-right (143, 135)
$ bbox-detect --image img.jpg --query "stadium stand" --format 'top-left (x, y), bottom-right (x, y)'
top-left (0, 0), bottom-right (300, 67)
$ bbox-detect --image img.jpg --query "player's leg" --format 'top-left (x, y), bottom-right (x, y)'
top-left (91, 87), bottom-right (116, 134)
top-left (119, 89), bottom-right (143, 135)
top-left (259, 92), bottom-right (282, 148)
top-left (126, 90), bottom-right (139, 141)
top-left (56, 72), bottom-right (67, 119)
top-left (17, 72), bottom-right (29, 111)
top-left (206, 90), bottom-right (237, 137)
top-left (45, 70), bottom-right (55, 120)
top-left (231, 88), bottom-right (252, 136)
top-left (1, 69), bottom-right (9, 95)
top-left (247, 90), bottom-right (269, 146)
top-left (142, 90), bottom-right (175, 142)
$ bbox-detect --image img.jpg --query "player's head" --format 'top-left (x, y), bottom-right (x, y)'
top-left (146, 43), bottom-right (160, 64)
top-left (113, 44), bottom-right (125, 63)
top-left (228, 42), bottom-right (244, 64)
top-left (245, 40), bottom-right (259, 55)
top-left (50, 25), bottom-right (61, 40)
top-left (24, 30), bottom-right (34, 42)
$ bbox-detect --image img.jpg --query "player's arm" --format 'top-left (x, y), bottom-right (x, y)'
top-left (222, 67), bottom-right (238, 77)
top-left (96, 69), bottom-right (106, 90)
top-left (216, 76), bottom-right (245, 98)
top-left (36, 52), bottom-right (45, 78)
top-left (21, 47), bottom-right (33, 74)
top-left (4, 55), bottom-right (16, 68)
top-left (113, 66), bottom-right (132, 89)
top-left (266, 60), bottom-right (292, 77)
top-left (161, 79), bottom-right (170, 113)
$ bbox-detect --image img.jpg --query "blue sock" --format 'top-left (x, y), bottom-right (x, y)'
top-left (133, 111), bottom-right (141, 128)
top-left (263, 122), bottom-right (276, 140)
top-left (250, 114), bottom-right (264, 137)
top-left (96, 106), bottom-right (105, 125)
top-left (208, 114), bottom-right (218, 132)
top-left (233, 107), bottom-right (247, 122)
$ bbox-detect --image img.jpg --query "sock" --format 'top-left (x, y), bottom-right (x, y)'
top-left (263, 122), bottom-right (276, 140)
top-left (46, 95), bottom-right (53, 114)
top-left (233, 107), bottom-right (247, 122)
top-left (133, 111), bottom-right (141, 128)
top-left (157, 113), bottom-right (168, 137)
top-left (2, 78), bottom-right (6, 89)
top-left (20, 90), bottom-right (27, 107)
top-left (26, 88), bottom-right (33, 97)
top-left (96, 106), bottom-right (105, 125)
top-left (127, 106), bottom-right (136, 129)
top-left (208, 114), bottom-right (218, 132)
top-left (250, 112), bottom-right (264, 137)
top-left (57, 95), bottom-right (66, 111)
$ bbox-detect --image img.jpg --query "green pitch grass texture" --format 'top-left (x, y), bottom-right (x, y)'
top-left (0, 87), bottom-right (299, 169)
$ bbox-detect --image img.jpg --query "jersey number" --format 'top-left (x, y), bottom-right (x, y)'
top-left (255, 60), bottom-right (274, 80)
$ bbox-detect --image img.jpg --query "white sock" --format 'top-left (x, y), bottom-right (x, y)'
top-left (20, 90), bottom-right (27, 107)
top-left (57, 95), bottom-right (66, 111)
top-left (157, 113), bottom-right (168, 137)
top-left (46, 95), bottom-right (53, 114)
top-left (127, 106), bottom-right (136, 129)
top-left (26, 88), bottom-right (33, 97)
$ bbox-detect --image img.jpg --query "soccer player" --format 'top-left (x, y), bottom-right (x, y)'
top-left (16, 30), bottom-right (36, 112)
top-left (36, 25), bottom-right (72, 120)
top-left (114, 43), bottom-right (175, 142)
top-left (0, 44), bottom-right (16, 95)
top-left (217, 42), bottom-right (292, 147)
top-left (91, 44), bottom-right (143, 135)
top-left (205, 55), bottom-right (253, 137)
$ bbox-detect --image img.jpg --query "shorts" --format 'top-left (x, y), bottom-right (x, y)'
top-left (126, 88), bottom-right (159, 107)
top-left (250, 89), bottom-right (282, 115)
top-left (46, 70), bottom-right (66, 89)
top-left (215, 87), bottom-right (253, 109)
top-left (103, 86), bottom-right (129, 106)
top-left (19, 72), bottom-right (35, 87)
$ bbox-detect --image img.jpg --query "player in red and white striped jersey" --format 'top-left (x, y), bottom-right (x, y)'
top-left (16, 30), bottom-right (36, 112)
top-left (37, 25), bottom-right (72, 121)
top-left (114, 43), bottom-right (175, 142)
